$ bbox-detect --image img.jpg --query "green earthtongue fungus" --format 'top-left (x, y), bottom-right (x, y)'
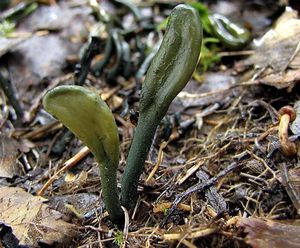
top-left (43, 3), bottom-right (203, 224)
top-left (208, 13), bottom-right (251, 50)
top-left (121, 4), bottom-right (203, 210)
top-left (43, 86), bottom-right (124, 227)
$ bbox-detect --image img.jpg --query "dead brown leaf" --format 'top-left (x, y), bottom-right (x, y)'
top-left (278, 165), bottom-right (300, 214)
top-left (258, 69), bottom-right (300, 89)
top-left (291, 100), bottom-right (300, 135)
top-left (0, 134), bottom-right (21, 178)
top-left (0, 186), bottom-right (76, 247)
top-left (244, 8), bottom-right (300, 89)
top-left (171, 72), bottom-right (236, 112)
top-left (238, 217), bottom-right (300, 248)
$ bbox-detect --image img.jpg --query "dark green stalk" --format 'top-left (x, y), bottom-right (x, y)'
top-left (74, 36), bottom-right (100, 86)
top-left (106, 29), bottom-right (131, 82)
top-left (0, 71), bottom-right (23, 121)
top-left (120, 113), bottom-right (159, 207)
top-left (93, 152), bottom-right (123, 227)
top-left (112, 0), bottom-right (142, 22)
top-left (93, 33), bottom-right (113, 77)
top-left (121, 4), bottom-right (203, 210)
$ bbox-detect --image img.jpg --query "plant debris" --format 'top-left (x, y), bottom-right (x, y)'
top-left (0, 134), bottom-right (20, 178)
top-left (238, 217), bottom-right (300, 248)
top-left (242, 8), bottom-right (300, 89)
top-left (0, 186), bottom-right (76, 247)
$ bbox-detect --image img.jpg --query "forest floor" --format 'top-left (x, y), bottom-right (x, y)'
top-left (0, 0), bottom-right (300, 247)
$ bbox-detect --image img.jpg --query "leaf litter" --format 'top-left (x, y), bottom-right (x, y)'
top-left (0, 186), bottom-right (76, 247)
top-left (0, 134), bottom-right (21, 178)
top-left (0, 0), bottom-right (300, 247)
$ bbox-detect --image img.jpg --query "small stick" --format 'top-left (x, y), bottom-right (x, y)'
top-left (177, 80), bottom-right (259, 99)
top-left (37, 146), bottom-right (90, 196)
top-left (121, 206), bottom-right (129, 248)
top-left (21, 121), bottom-right (61, 139)
top-left (74, 36), bottom-right (100, 86)
top-left (146, 141), bottom-right (168, 183)
top-left (282, 40), bottom-right (300, 71)
top-left (163, 227), bottom-right (216, 240)
top-left (25, 73), bottom-right (73, 123)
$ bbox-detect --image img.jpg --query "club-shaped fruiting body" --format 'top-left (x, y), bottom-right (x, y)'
top-left (121, 4), bottom-right (203, 210)
top-left (208, 13), bottom-right (251, 50)
top-left (43, 85), bottom-right (124, 226)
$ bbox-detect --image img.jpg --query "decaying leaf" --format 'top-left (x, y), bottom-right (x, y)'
top-left (291, 100), bottom-right (300, 135)
top-left (258, 69), bottom-right (300, 89)
top-left (0, 186), bottom-right (76, 247)
top-left (48, 193), bottom-right (99, 218)
top-left (244, 8), bottom-right (300, 89)
top-left (278, 165), bottom-right (300, 214)
top-left (238, 217), bottom-right (300, 248)
top-left (196, 170), bottom-right (227, 214)
top-left (0, 134), bottom-right (21, 178)
top-left (171, 72), bottom-right (236, 112)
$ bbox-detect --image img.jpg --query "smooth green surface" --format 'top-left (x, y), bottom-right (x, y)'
top-left (139, 4), bottom-right (202, 117)
top-left (43, 86), bottom-right (124, 226)
top-left (208, 13), bottom-right (251, 50)
top-left (121, 4), bottom-right (203, 209)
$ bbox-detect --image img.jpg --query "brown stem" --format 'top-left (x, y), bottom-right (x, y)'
top-left (278, 114), bottom-right (297, 156)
